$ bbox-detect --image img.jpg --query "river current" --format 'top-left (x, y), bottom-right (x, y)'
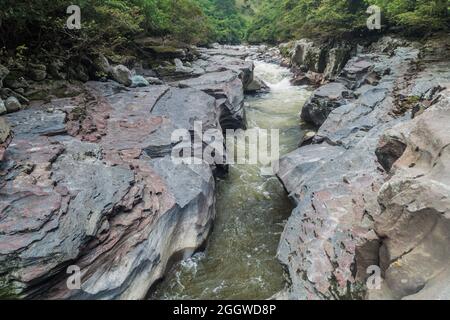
top-left (152, 61), bottom-right (311, 300)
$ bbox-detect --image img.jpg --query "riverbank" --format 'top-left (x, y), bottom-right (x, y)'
top-left (0, 44), bottom-right (264, 299)
top-left (276, 34), bottom-right (450, 300)
top-left (1, 32), bottom-right (449, 300)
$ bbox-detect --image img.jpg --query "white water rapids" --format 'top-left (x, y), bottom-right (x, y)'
top-left (152, 61), bottom-right (311, 300)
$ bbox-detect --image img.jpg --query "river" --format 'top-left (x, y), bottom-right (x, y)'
top-left (152, 60), bottom-right (311, 300)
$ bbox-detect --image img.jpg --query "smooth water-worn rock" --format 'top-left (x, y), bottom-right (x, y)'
top-left (195, 48), bottom-right (255, 91)
top-left (174, 58), bottom-right (194, 74)
top-left (145, 77), bottom-right (164, 85)
top-left (178, 70), bottom-right (246, 129)
top-left (4, 96), bottom-right (22, 113)
top-left (0, 98), bottom-right (6, 114)
top-left (111, 65), bottom-right (133, 87)
top-left (372, 89), bottom-right (450, 300)
top-left (0, 46), bottom-right (254, 299)
top-left (301, 42), bottom-right (420, 129)
top-left (276, 37), bottom-right (446, 300)
top-left (301, 82), bottom-right (354, 127)
top-left (130, 75), bottom-right (150, 88)
top-left (0, 84), bottom-right (218, 299)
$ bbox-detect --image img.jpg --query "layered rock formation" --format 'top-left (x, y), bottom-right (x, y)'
top-left (277, 36), bottom-right (450, 300)
top-left (0, 46), bottom-right (253, 299)
top-left (279, 39), bottom-right (356, 85)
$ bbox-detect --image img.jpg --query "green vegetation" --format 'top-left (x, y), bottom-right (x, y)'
top-left (0, 0), bottom-right (211, 56)
top-left (0, 0), bottom-right (448, 55)
top-left (246, 0), bottom-right (450, 43)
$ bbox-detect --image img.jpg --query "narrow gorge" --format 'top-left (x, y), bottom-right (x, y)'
top-left (1, 28), bottom-right (450, 301)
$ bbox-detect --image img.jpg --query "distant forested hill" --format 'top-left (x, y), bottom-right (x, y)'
top-left (0, 0), bottom-right (448, 55)
top-left (193, 0), bottom-right (449, 44)
top-left (245, 0), bottom-right (450, 43)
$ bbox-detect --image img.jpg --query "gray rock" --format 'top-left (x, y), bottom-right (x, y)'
top-left (301, 82), bottom-right (354, 127)
top-left (0, 117), bottom-right (11, 161)
top-left (201, 54), bottom-right (254, 90)
top-left (291, 39), bottom-right (326, 73)
top-left (323, 45), bottom-right (353, 80)
top-left (111, 65), bottom-right (132, 87)
top-left (145, 77), bottom-right (164, 85)
top-left (130, 75), bottom-right (150, 88)
top-left (0, 43), bottom-right (255, 300)
top-left (151, 87), bottom-right (218, 132)
top-left (4, 96), bottom-right (22, 113)
top-left (0, 117), bottom-right (10, 144)
top-left (0, 98), bottom-right (6, 114)
top-left (245, 77), bottom-right (269, 93)
top-left (374, 89), bottom-right (450, 300)
top-left (178, 70), bottom-right (246, 129)
top-left (0, 64), bottom-right (10, 88)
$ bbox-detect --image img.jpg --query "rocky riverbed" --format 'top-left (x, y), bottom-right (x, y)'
top-left (1, 33), bottom-right (449, 300)
top-left (0, 44), bottom-right (265, 299)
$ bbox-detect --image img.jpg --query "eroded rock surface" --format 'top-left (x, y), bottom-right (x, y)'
top-left (276, 36), bottom-right (450, 300)
top-left (0, 47), bottom-right (253, 299)
top-left (372, 89), bottom-right (450, 300)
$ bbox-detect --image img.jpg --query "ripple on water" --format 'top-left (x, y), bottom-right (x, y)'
top-left (151, 60), bottom-right (312, 300)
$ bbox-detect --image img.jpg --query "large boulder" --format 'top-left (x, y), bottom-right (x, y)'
top-left (290, 40), bottom-right (354, 78)
top-left (174, 58), bottom-right (194, 74)
top-left (4, 96), bottom-right (22, 113)
top-left (28, 63), bottom-right (47, 81)
top-left (111, 65), bottom-right (132, 87)
top-left (198, 52), bottom-right (255, 91)
top-left (0, 42), bottom-right (254, 300)
top-left (291, 39), bottom-right (326, 73)
top-left (300, 82), bottom-right (353, 127)
top-left (323, 45), bottom-right (353, 80)
top-left (301, 42), bottom-right (420, 129)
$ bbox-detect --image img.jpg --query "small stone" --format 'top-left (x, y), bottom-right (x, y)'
top-left (145, 77), bottom-right (164, 85)
top-left (131, 75), bottom-right (150, 88)
top-left (174, 58), bottom-right (193, 74)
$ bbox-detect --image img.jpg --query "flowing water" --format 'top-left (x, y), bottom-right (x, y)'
top-left (152, 61), bottom-right (311, 300)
